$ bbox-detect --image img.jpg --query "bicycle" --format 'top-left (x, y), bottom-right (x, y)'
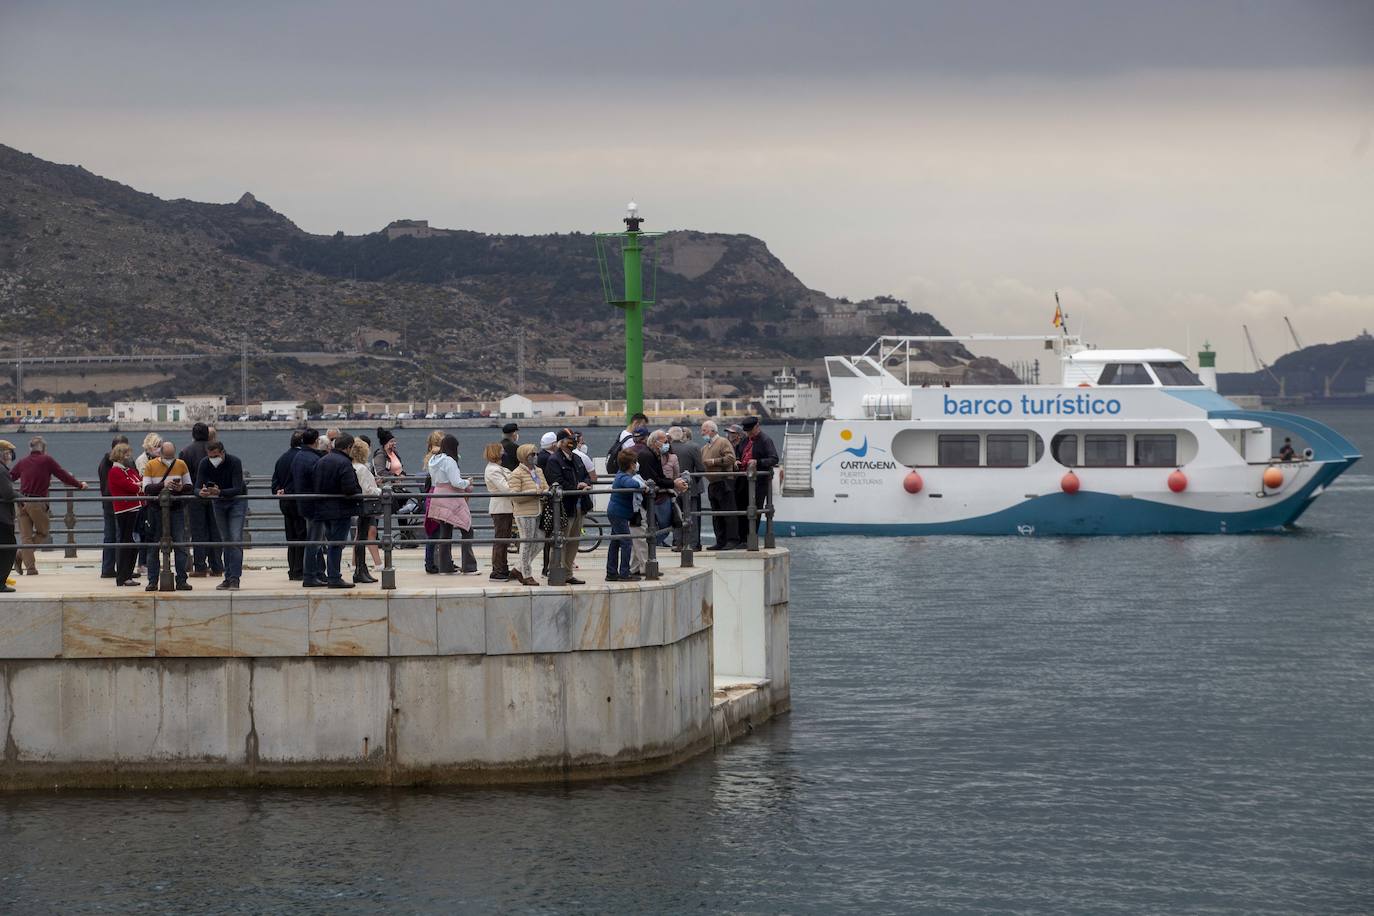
top-left (577, 512), bottom-right (604, 553)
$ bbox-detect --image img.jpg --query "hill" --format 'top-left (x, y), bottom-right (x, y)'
top-left (1218, 332), bottom-right (1374, 399)
top-left (0, 144), bottom-right (1008, 403)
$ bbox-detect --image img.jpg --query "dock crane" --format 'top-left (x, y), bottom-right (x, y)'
top-left (1284, 315), bottom-right (1304, 351)
top-left (1243, 324), bottom-right (1286, 396)
top-left (1324, 357), bottom-right (1350, 399)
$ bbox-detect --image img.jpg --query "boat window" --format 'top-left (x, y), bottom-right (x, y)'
top-left (1133, 434), bottom-right (1178, 467)
top-left (1097, 363), bottom-right (1154, 385)
top-left (1084, 434), bottom-right (1127, 466)
top-left (1149, 362), bottom-right (1203, 386)
top-left (1052, 433), bottom-right (1078, 467)
top-left (986, 433), bottom-right (1030, 468)
top-left (937, 434), bottom-right (980, 467)
top-left (825, 358), bottom-right (859, 378)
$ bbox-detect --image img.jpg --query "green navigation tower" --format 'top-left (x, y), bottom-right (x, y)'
top-left (596, 202), bottom-right (662, 423)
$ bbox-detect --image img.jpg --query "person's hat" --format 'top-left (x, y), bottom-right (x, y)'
top-left (540, 432), bottom-right (557, 448)
top-left (741, 416), bottom-right (759, 431)
top-left (376, 427), bottom-right (394, 445)
top-left (502, 422), bottom-right (519, 434)
top-left (556, 428), bottom-right (577, 443)
top-left (0, 439), bottom-right (14, 452)
top-left (725, 424), bottom-right (743, 434)
top-left (631, 427), bottom-right (649, 439)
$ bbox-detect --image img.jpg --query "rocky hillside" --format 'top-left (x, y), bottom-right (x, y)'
top-left (1219, 333), bottom-right (1374, 399)
top-left (0, 144), bottom-right (999, 402)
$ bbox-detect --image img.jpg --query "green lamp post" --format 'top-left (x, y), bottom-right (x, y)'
top-left (596, 202), bottom-right (662, 423)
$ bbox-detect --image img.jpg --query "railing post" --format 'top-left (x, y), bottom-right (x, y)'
top-left (158, 490), bottom-right (174, 592)
top-left (63, 488), bottom-right (77, 558)
top-left (679, 481), bottom-right (694, 568)
top-left (548, 484), bottom-right (568, 586)
top-left (764, 483), bottom-right (776, 549)
top-left (643, 482), bottom-right (660, 580)
top-left (380, 483), bottom-right (396, 590)
top-left (242, 472), bottom-right (252, 546)
top-left (746, 465), bottom-right (759, 551)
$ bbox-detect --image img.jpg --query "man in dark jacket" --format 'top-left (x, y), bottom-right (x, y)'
top-left (737, 417), bottom-right (778, 538)
top-left (0, 440), bottom-right (17, 592)
top-left (500, 422), bottom-right (521, 471)
top-left (669, 427), bottom-right (705, 550)
top-left (289, 428), bottom-right (326, 586)
top-left (543, 429), bottom-right (593, 584)
top-left (312, 432), bottom-right (362, 588)
top-left (195, 440), bottom-right (247, 590)
top-left (271, 430), bottom-right (306, 580)
top-left (97, 434), bottom-right (129, 578)
top-left (178, 423), bottom-right (222, 578)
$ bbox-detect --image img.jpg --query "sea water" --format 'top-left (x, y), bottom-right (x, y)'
top-left (3, 409), bottom-right (1371, 912)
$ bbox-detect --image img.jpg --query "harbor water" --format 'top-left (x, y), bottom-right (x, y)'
top-left (3, 409), bottom-right (1372, 912)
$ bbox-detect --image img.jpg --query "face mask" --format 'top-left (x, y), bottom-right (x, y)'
top-left (660, 443), bottom-right (670, 454)
top-left (703, 432), bottom-right (714, 441)
top-left (209, 456), bottom-right (223, 467)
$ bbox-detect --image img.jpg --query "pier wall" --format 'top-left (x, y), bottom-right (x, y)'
top-left (698, 550), bottom-right (791, 740)
top-left (0, 573), bottom-right (719, 788)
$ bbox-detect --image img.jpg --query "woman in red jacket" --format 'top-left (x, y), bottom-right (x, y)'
top-left (107, 443), bottom-right (143, 586)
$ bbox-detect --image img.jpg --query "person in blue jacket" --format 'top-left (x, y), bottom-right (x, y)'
top-left (605, 449), bottom-right (643, 581)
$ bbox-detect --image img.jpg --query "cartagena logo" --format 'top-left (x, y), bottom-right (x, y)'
top-left (815, 428), bottom-right (891, 470)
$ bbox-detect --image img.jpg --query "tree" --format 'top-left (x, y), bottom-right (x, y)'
top-left (302, 398), bottom-right (324, 416)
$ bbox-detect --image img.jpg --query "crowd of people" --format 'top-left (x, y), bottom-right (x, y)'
top-left (0, 417), bottom-right (777, 593)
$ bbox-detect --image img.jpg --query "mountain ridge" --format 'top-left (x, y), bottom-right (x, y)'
top-left (0, 143), bottom-right (1002, 403)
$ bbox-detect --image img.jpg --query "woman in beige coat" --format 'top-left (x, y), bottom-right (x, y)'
top-left (506, 443), bottom-right (548, 586)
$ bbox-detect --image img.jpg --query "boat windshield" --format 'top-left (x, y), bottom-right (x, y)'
top-left (1150, 362), bottom-right (1204, 386)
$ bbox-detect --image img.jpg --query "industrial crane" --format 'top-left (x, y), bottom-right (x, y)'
top-left (1324, 357), bottom-right (1350, 399)
top-left (1284, 315), bottom-right (1304, 351)
top-left (1243, 324), bottom-right (1285, 396)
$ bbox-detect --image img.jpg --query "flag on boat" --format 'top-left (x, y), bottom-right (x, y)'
top-left (1052, 292), bottom-right (1063, 328)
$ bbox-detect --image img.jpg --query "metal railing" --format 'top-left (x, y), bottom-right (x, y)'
top-left (5, 468), bottom-right (776, 591)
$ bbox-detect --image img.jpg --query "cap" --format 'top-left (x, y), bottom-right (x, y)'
top-left (556, 429), bottom-right (577, 443)
top-left (502, 422), bottom-right (519, 434)
top-left (726, 424), bottom-right (743, 434)
top-left (741, 416), bottom-right (759, 430)
top-left (0, 439), bottom-right (14, 452)
top-left (631, 427), bottom-right (649, 439)
top-left (540, 432), bottom-right (557, 448)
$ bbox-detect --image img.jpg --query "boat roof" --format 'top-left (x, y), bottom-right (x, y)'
top-left (1065, 348), bottom-right (1188, 363)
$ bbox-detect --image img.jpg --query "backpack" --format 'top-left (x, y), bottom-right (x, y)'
top-left (607, 435), bottom-right (624, 465)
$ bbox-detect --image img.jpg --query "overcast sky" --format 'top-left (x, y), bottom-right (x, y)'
top-left (3, 0), bottom-right (1371, 369)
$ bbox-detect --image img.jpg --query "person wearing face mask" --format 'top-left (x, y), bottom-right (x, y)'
top-left (633, 429), bottom-right (688, 547)
top-left (543, 428), bottom-right (593, 584)
top-left (605, 449), bottom-right (644, 581)
top-left (506, 443), bottom-right (548, 585)
top-left (0, 440), bottom-right (18, 591)
top-left (195, 440), bottom-right (247, 590)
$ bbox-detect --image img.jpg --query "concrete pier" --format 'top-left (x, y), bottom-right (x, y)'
top-left (0, 549), bottom-right (789, 789)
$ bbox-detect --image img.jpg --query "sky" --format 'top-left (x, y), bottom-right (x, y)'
top-left (2, 0), bottom-right (1372, 370)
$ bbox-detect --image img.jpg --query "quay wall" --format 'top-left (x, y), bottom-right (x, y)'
top-left (0, 573), bottom-right (720, 789)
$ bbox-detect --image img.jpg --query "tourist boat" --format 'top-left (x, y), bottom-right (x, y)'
top-left (773, 335), bottom-right (1362, 535)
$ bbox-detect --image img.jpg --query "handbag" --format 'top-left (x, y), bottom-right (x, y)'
top-left (362, 496), bottom-right (385, 517)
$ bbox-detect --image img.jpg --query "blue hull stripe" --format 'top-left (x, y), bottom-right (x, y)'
top-left (779, 460), bottom-right (1356, 537)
